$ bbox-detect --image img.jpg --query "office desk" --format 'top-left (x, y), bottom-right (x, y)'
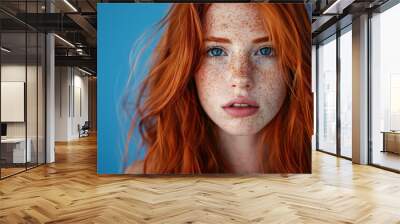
top-left (381, 131), bottom-right (400, 154)
top-left (1, 138), bottom-right (31, 163)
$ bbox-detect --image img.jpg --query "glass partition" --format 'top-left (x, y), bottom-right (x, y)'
top-left (317, 35), bottom-right (337, 155)
top-left (0, 1), bottom-right (46, 179)
top-left (27, 0), bottom-right (39, 170)
top-left (38, 32), bottom-right (45, 165)
top-left (27, 31), bottom-right (38, 169)
top-left (1, 30), bottom-right (28, 178)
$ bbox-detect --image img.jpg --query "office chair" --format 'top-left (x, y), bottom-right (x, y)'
top-left (79, 121), bottom-right (90, 138)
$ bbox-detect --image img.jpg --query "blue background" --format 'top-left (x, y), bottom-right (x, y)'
top-left (98, 3), bottom-right (170, 174)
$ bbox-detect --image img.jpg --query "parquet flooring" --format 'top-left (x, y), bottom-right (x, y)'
top-left (1, 134), bottom-right (400, 223)
top-left (1, 167), bottom-right (26, 178)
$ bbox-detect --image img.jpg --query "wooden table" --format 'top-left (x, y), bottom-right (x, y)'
top-left (381, 131), bottom-right (400, 154)
top-left (0, 138), bottom-right (31, 164)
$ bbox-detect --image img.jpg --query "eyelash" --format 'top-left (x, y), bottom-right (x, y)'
top-left (206, 46), bottom-right (274, 57)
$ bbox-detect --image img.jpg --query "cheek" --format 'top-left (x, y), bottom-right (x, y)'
top-left (195, 63), bottom-right (228, 103)
top-left (253, 60), bottom-right (287, 110)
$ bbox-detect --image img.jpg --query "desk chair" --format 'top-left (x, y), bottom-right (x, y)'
top-left (78, 121), bottom-right (90, 138)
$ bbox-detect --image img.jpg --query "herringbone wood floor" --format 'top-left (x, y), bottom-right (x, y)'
top-left (1, 134), bottom-right (400, 224)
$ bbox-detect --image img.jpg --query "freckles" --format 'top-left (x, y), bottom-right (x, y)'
top-left (240, 6), bottom-right (265, 35)
top-left (221, 23), bottom-right (229, 30)
top-left (253, 63), bottom-right (286, 109)
top-left (207, 4), bottom-right (266, 44)
top-left (196, 66), bottom-right (221, 103)
top-left (229, 52), bottom-right (253, 77)
top-left (205, 60), bottom-right (231, 84)
top-left (195, 3), bottom-right (283, 135)
top-left (261, 70), bottom-right (285, 97)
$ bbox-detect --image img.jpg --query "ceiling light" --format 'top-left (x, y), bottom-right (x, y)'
top-left (323, 0), bottom-right (341, 14)
top-left (54, 34), bottom-right (75, 48)
top-left (1, 47), bottom-right (11, 53)
top-left (78, 67), bottom-right (93, 76)
top-left (323, 0), bottom-right (355, 15)
top-left (63, 0), bottom-right (78, 12)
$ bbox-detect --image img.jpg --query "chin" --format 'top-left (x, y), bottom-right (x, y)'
top-left (218, 123), bottom-right (264, 136)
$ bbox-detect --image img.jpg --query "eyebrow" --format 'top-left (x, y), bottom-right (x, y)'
top-left (204, 36), bottom-right (270, 44)
top-left (204, 36), bottom-right (231, 43)
top-left (252, 36), bottom-right (270, 43)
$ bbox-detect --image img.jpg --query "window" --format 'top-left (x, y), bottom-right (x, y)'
top-left (370, 2), bottom-right (400, 171)
top-left (317, 36), bottom-right (337, 154)
top-left (339, 28), bottom-right (352, 158)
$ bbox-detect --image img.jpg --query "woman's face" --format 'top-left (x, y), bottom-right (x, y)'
top-left (195, 3), bottom-right (287, 136)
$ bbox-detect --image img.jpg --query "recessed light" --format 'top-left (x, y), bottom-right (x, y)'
top-left (77, 67), bottom-right (93, 76)
top-left (63, 0), bottom-right (78, 12)
top-left (1, 47), bottom-right (11, 53)
top-left (54, 34), bottom-right (75, 48)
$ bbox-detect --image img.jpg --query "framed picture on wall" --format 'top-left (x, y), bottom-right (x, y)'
top-left (98, 3), bottom-right (312, 175)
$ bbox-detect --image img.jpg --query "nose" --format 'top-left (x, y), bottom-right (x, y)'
top-left (231, 77), bottom-right (252, 89)
top-left (229, 54), bottom-right (254, 90)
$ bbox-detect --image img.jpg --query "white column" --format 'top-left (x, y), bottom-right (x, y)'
top-left (46, 1), bottom-right (55, 163)
top-left (352, 14), bottom-right (369, 164)
top-left (46, 33), bottom-right (55, 163)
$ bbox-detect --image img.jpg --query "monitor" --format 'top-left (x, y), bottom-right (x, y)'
top-left (1, 123), bottom-right (7, 137)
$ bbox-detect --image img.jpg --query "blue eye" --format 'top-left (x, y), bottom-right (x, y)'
top-left (207, 47), bottom-right (226, 57)
top-left (257, 47), bottom-right (273, 56)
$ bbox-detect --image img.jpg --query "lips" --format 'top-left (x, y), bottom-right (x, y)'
top-left (222, 99), bottom-right (259, 118)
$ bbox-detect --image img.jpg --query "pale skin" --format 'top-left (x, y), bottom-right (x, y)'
top-left (126, 4), bottom-right (287, 174)
top-left (195, 4), bottom-right (286, 173)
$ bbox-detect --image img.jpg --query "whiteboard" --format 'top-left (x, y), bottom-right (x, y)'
top-left (1, 82), bottom-right (25, 122)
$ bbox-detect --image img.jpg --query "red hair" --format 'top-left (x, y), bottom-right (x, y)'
top-left (126, 3), bottom-right (312, 174)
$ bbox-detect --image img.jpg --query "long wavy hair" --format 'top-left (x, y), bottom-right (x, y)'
top-left (125, 3), bottom-right (312, 174)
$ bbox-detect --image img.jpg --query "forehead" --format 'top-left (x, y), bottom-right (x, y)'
top-left (204, 3), bottom-right (267, 38)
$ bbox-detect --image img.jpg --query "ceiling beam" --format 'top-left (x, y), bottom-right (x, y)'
top-left (67, 13), bottom-right (97, 46)
top-left (55, 55), bottom-right (96, 73)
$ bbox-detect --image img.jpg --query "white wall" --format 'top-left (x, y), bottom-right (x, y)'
top-left (54, 66), bottom-right (89, 141)
top-left (71, 73), bottom-right (89, 138)
top-left (1, 82), bottom-right (25, 122)
top-left (55, 66), bottom-right (69, 141)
